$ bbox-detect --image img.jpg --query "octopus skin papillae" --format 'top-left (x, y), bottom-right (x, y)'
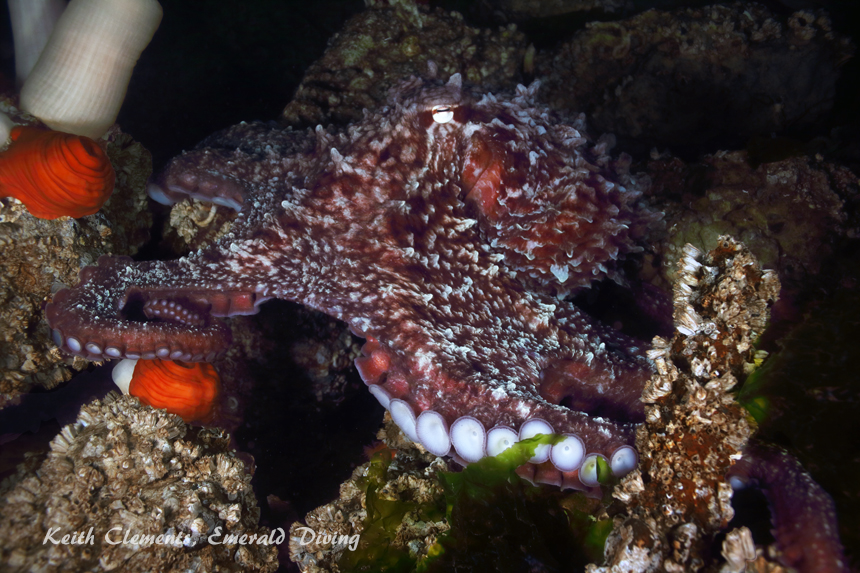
top-left (47, 74), bottom-right (655, 492)
top-left (43, 74), bottom-right (852, 571)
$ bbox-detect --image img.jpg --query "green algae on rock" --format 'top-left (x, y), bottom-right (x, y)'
top-left (290, 415), bottom-right (452, 573)
top-left (291, 415), bottom-right (615, 573)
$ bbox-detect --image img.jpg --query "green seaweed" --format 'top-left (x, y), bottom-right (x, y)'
top-left (338, 449), bottom-right (444, 572)
top-left (439, 434), bottom-right (562, 501)
top-left (427, 434), bottom-right (612, 571)
top-left (341, 435), bottom-right (615, 572)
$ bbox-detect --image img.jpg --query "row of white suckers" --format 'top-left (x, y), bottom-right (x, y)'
top-left (51, 328), bottom-right (217, 363)
top-left (367, 383), bottom-right (638, 487)
top-left (143, 299), bottom-right (205, 326)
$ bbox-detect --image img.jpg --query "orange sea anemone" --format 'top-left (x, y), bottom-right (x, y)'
top-left (128, 358), bottom-right (221, 424)
top-left (0, 125), bottom-right (115, 219)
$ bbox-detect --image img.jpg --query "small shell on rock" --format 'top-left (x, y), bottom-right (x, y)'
top-left (721, 527), bottom-right (756, 572)
top-left (642, 376), bottom-right (674, 403)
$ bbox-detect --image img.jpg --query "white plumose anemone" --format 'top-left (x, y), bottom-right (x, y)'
top-left (20, 0), bottom-right (163, 139)
top-left (7, 0), bottom-right (66, 87)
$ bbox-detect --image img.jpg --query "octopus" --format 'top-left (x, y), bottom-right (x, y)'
top-left (42, 72), bottom-right (851, 570)
top-left (45, 73), bottom-right (657, 491)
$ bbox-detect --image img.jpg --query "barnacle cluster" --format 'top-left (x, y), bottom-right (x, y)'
top-left (588, 237), bottom-right (779, 572)
top-left (0, 393), bottom-right (278, 572)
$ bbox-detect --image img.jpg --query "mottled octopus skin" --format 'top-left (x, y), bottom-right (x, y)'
top-left (46, 75), bottom-right (657, 487)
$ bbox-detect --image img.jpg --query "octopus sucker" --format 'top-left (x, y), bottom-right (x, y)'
top-left (47, 74), bottom-right (659, 489)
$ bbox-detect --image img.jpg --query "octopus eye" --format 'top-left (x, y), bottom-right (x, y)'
top-left (431, 105), bottom-right (455, 124)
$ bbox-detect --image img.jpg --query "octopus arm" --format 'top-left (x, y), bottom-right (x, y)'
top-left (728, 440), bottom-right (849, 573)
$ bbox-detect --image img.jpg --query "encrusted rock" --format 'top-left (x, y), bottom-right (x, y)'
top-left (649, 151), bottom-right (854, 291)
top-left (0, 393), bottom-right (278, 572)
top-left (475, 0), bottom-right (629, 22)
top-left (284, 307), bottom-right (362, 403)
top-left (536, 3), bottom-right (854, 155)
top-left (281, 0), bottom-right (527, 126)
top-left (289, 414), bottom-right (450, 573)
top-left (588, 237), bottom-right (779, 572)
